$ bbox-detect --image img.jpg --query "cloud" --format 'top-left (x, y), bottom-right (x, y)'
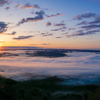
top-left (47, 13), bottom-right (64, 18)
top-left (54, 23), bottom-right (66, 27)
top-left (30, 43), bottom-right (51, 45)
top-left (0, 21), bottom-right (8, 34)
top-left (35, 10), bottom-right (45, 15)
top-left (61, 32), bottom-right (68, 35)
top-left (0, 0), bottom-right (8, 6)
top-left (46, 21), bottom-right (51, 26)
top-left (21, 3), bottom-right (40, 9)
top-left (5, 6), bottom-right (10, 9)
top-left (13, 35), bottom-right (33, 40)
top-left (88, 16), bottom-right (100, 24)
top-left (66, 29), bottom-right (100, 38)
top-left (51, 26), bottom-right (67, 31)
top-left (81, 24), bottom-right (100, 30)
top-left (74, 13), bottom-right (96, 20)
top-left (68, 28), bottom-right (76, 30)
top-left (41, 33), bottom-right (53, 36)
top-left (77, 21), bottom-right (88, 25)
top-left (17, 10), bottom-right (45, 26)
top-left (24, 31), bottom-right (40, 33)
top-left (15, 3), bottom-right (40, 9)
top-left (42, 43), bottom-right (51, 45)
top-left (51, 29), bottom-right (60, 31)
top-left (5, 31), bottom-right (16, 35)
top-left (56, 37), bottom-right (62, 39)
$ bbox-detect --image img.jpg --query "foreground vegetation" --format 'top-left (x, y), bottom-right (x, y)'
top-left (0, 76), bottom-right (100, 100)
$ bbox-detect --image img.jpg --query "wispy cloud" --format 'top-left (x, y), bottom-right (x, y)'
top-left (30, 43), bottom-right (51, 45)
top-left (5, 31), bottom-right (16, 35)
top-left (61, 32), bottom-right (68, 35)
top-left (15, 3), bottom-right (40, 9)
top-left (13, 35), bottom-right (33, 40)
top-left (54, 23), bottom-right (66, 27)
top-left (51, 26), bottom-right (67, 31)
top-left (68, 28), bottom-right (76, 30)
top-left (66, 29), bottom-right (100, 38)
top-left (88, 16), bottom-right (100, 24)
top-left (47, 13), bottom-right (64, 18)
top-left (0, 0), bottom-right (8, 6)
top-left (56, 37), bottom-right (62, 39)
top-left (77, 21), bottom-right (88, 25)
top-left (41, 33), bottom-right (53, 36)
top-left (81, 24), bottom-right (100, 30)
top-left (42, 43), bottom-right (51, 45)
top-left (74, 13), bottom-right (96, 20)
top-left (17, 10), bottom-right (45, 26)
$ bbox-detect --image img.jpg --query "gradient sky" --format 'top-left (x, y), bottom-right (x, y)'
top-left (0, 0), bottom-right (100, 49)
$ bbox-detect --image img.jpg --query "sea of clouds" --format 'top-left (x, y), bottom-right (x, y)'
top-left (0, 50), bottom-right (100, 85)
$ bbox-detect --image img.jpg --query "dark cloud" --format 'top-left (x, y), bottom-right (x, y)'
top-left (41, 33), bottom-right (53, 36)
top-left (17, 10), bottom-right (45, 26)
top-left (5, 6), bottom-right (10, 9)
top-left (81, 24), bottom-right (100, 30)
top-left (13, 35), bottom-right (33, 40)
top-left (35, 10), bottom-right (45, 15)
top-left (66, 29), bottom-right (100, 38)
top-left (77, 21), bottom-right (88, 25)
top-left (0, 21), bottom-right (8, 34)
top-left (46, 21), bottom-right (51, 26)
top-left (47, 13), bottom-right (64, 18)
top-left (54, 23), bottom-right (66, 27)
top-left (74, 13), bottom-right (96, 20)
top-left (0, 0), bottom-right (8, 6)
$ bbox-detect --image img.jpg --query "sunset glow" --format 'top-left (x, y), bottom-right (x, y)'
top-left (0, 0), bottom-right (100, 49)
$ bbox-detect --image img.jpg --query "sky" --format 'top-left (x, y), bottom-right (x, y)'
top-left (0, 0), bottom-right (100, 49)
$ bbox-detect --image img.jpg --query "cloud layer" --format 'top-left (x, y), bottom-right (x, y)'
top-left (13, 35), bottom-right (33, 40)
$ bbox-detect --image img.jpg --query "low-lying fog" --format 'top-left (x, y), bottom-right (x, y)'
top-left (0, 50), bottom-right (100, 85)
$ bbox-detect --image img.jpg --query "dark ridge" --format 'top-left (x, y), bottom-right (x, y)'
top-left (26, 50), bottom-right (67, 57)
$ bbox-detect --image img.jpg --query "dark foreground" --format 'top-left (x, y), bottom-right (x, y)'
top-left (0, 76), bottom-right (100, 100)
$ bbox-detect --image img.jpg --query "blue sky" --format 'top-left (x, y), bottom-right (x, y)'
top-left (0, 0), bottom-right (100, 49)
